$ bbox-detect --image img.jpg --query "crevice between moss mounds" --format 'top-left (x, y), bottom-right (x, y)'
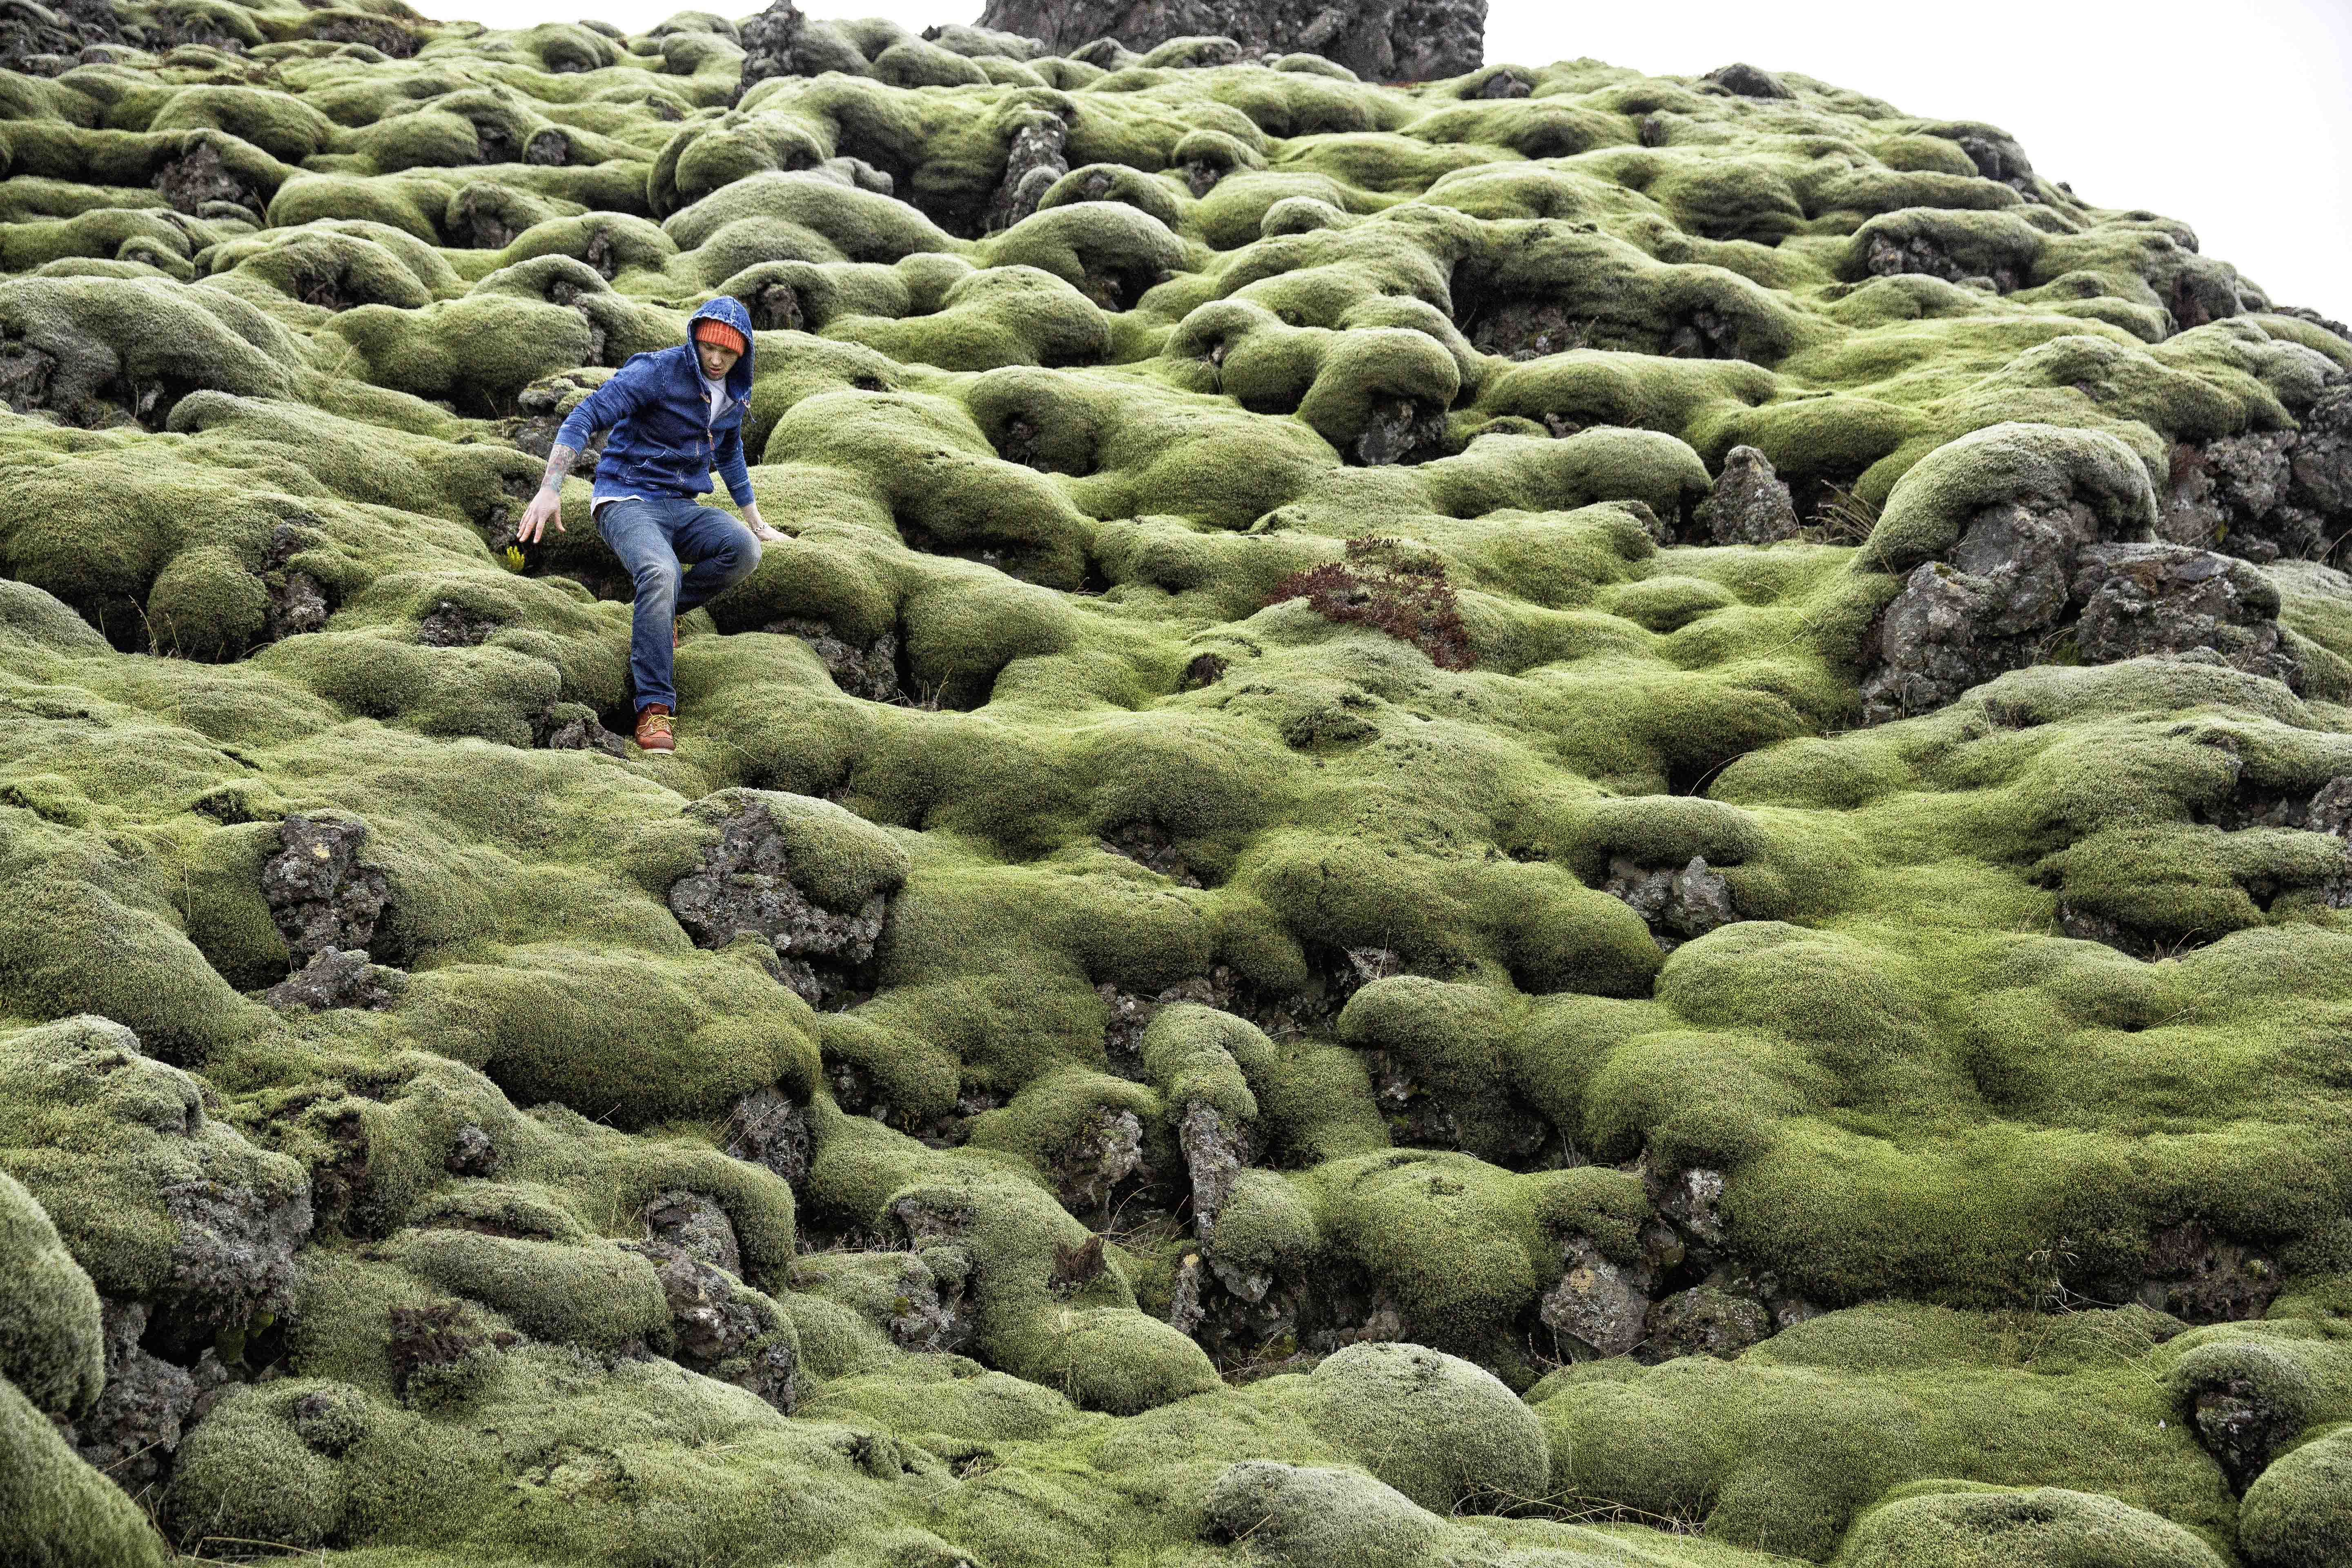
top-left (2045, 745), bottom-right (2352, 958)
top-left (669, 792), bottom-right (908, 1009)
top-left (974, 0), bottom-right (1485, 81)
top-left (1100, 950), bottom-right (1390, 1081)
top-left (1538, 1162), bottom-right (1817, 1368)
top-left (2171, 1336), bottom-right (2310, 1497)
top-left (2022, 710), bottom-right (2352, 959)
top-left (1166, 1117), bottom-right (1415, 1372)
top-left (0, 317), bottom-right (194, 432)
top-left (262, 523), bottom-right (329, 644)
top-left (792, 1241), bottom-right (975, 1354)
top-left (1455, 285), bottom-right (1762, 366)
top-left (767, 616), bottom-right (903, 704)
top-left (722, 1087), bottom-right (813, 1190)
top-left (1100, 820), bottom-right (1203, 887)
top-left (67, 1298), bottom-right (199, 1494)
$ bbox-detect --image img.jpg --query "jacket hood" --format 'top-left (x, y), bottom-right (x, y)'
top-left (686, 296), bottom-right (755, 397)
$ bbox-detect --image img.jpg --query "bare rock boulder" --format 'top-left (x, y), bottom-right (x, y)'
top-left (669, 792), bottom-right (908, 1008)
top-left (2071, 543), bottom-right (2296, 685)
top-left (260, 816), bottom-right (392, 969)
top-left (1604, 856), bottom-right (1739, 951)
top-left (262, 947), bottom-right (404, 1013)
top-left (1538, 1236), bottom-right (1653, 1359)
top-left (1701, 446), bottom-right (1801, 545)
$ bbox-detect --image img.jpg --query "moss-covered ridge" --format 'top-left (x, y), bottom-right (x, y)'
top-left (3, 5), bottom-right (2352, 1566)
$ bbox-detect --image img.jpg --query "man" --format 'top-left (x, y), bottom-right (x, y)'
top-left (515, 296), bottom-right (781, 754)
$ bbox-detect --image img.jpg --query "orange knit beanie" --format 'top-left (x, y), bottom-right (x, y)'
top-left (692, 318), bottom-right (747, 355)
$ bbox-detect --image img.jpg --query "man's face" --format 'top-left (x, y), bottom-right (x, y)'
top-left (695, 339), bottom-right (741, 379)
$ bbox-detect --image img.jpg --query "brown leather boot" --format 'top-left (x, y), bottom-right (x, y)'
top-left (634, 703), bottom-right (674, 753)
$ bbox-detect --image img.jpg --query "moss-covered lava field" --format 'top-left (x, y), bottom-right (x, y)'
top-left (4, 4), bottom-right (2352, 1565)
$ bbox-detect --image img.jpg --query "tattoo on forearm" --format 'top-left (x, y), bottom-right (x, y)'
top-left (538, 443), bottom-right (578, 494)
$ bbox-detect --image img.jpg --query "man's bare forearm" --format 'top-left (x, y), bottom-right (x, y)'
top-left (538, 442), bottom-right (579, 494)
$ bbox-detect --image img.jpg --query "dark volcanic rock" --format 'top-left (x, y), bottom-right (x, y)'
top-left (2161, 432), bottom-right (2303, 557)
top-left (153, 145), bottom-right (264, 222)
top-left (535, 701), bottom-right (625, 755)
top-left (624, 1238), bottom-right (799, 1410)
top-left (2187, 1373), bottom-right (2299, 1495)
top-left (1860, 495), bottom-right (2096, 723)
top-left (1860, 492), bottom-right (2303, 724)
top-left (1651, 1165), bottom-right (1729, 1250)
top-left (2292, 386), bottom-right (2352, 523)
top-left (668, 800), bottom-right (890, 1007)
top-left (266, 570), bottom-right (329, 641)
top-left (1350, 395), bottom-right (1450, 466)
top-left (641, 1189), bottom-right (744, 1276)
top-left (985, 107), bottom-right (1071, 234)
top-left (445, 1125), bottom-right (500, 1177)
top-left (1702, 62), bottom-right (1792, 100)
top-left (1604, 856), bottom-right (1739, 951)
top-left (1701, 446), bottom-right (1801, 545)
top-left (876, 1248), bottom-right (973, 1354)
top-left (1053, 1107), bottom-right (1146, 1220)
top-left (262, 946), bottom-right (405, 1013)
top-left (261, 521), bottom-right (329, 644)
top-left (2070, 543), bottom-right (2295, 684)
top-left (261, 815), bottom-right (392, 968)
top-left (722, 1087), bottom-right (813, 1189)
top-left (1539, 1236), bottom-right (1652, 1359)
top-left (1645, 1283), bottom-right (1772, 1360)
top-left (2160, 389), bottom-right (2352, 564)
top-left (1867, 231), bottom-right (2016, 294)
top-left (1178, 1099), bottom-right (1247, 1243)
top-left (70, 1299), bottom-right (198, 1493)
top-left (161, 1173), bottom-right (312, 1336)
top-left (416, 598), bottom-right (504, 647)
top-left (736, 0), bottom-right (808, 98)
top-left (973, 0), bottom-right (1487, 82)
top-left (3, 0), bottom-right (120, 72)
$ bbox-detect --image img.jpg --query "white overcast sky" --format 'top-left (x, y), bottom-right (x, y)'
top-left (443, 0), bottom-right (2351, 321)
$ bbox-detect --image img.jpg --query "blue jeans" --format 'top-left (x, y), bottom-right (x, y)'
top-left (596, 495), bottom-right (760, 713)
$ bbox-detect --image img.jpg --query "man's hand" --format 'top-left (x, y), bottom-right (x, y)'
top-left (516, 442), bottom-right (579, 545)
top-left (516, 487), bottom-right (564, 545)
top-left (742, 502), bottom-right (784, 543)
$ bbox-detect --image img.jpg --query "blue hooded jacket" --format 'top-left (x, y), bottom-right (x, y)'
top-left (552, 296), bottom-right (757, 512)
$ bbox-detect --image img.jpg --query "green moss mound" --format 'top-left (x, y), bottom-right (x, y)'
top-left (1835, 1483), bottom-right (2228, 1568)
top-left (2, 7), bottom-right (2350, 1568)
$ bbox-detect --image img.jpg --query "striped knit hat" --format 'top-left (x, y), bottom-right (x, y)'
top-left (691, 318), bottom-right (747, 355)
